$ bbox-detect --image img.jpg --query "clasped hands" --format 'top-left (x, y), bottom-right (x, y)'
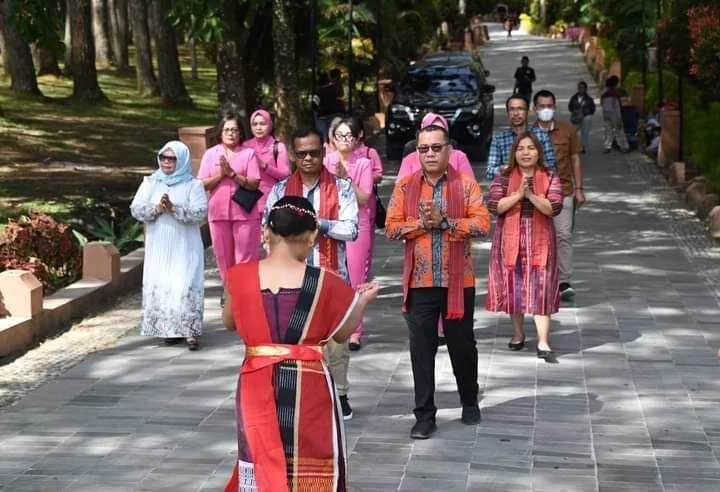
top-left (155, 193), bottom-right (175, 214)
top-left (220, 155), bottom-right (246, 184)
top-left (513, 177), bottom-right (534, 200)
top-left (418, 200), bottom-right (445, 229)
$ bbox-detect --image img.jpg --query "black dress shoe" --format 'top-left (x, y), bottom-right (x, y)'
top-left (508, 337), bottom-right (525, 351)
top-left (410, 420), bottom-right (437, 439)
top-left (461, 405), bottom-right (482, 425)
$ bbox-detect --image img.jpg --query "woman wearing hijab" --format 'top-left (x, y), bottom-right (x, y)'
top-left (197, 112), bottom-right (262, 289)
top-left (323, 118), bottom-right (375, 351)
top-left (396, 113), bottom-right (475, 180)
top-left (243, 109), bottom-right (291, 213)
top-left (130, 141), bottom-right (208, 351)
top-left (486, 132), bottom-right (563, 362)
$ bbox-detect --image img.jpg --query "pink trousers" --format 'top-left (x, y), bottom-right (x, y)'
top-left (210, 219), bottom-right (261, 284)
top-left (347, 222), bottom-right (373, 338)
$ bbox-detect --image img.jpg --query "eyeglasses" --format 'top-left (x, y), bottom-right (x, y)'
top-left (294, 149), bottom-right (323, 159)
top-left (334, 132), bottom-right (355, 142)
top-left (508, 107), bottom-right (528, 114)
top-left (223, 128), bottom-right (241, 134)
top-left (158, 154), bottom-right (177, 162)
top-left (416, 143), bottom-right (449, 154)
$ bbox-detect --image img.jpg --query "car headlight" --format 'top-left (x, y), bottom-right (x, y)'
top-left (390, 104), bottom-right (412, 120)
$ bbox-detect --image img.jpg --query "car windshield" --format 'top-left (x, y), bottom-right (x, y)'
top-left (400, 68), bottom-right (478, 95)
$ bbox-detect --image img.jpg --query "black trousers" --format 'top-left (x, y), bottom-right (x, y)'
top-left (405, 287), bottom-right (479, 423)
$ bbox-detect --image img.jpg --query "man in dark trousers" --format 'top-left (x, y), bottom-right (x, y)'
top-left (386, 124), bottom-right (490, 439)
top-left (513, 56), bottom-right (536, 103)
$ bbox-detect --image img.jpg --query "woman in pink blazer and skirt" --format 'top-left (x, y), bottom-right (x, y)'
top-left (324, 117), bottom-right (374, 350)
top-left (198, 112), bottom-right (261, 291)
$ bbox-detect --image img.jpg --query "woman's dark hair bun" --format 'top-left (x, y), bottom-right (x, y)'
top-left (267, 196), bottom-right (317, 237)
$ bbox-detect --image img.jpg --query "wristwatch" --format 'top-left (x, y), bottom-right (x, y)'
top-left (439, 217), bottom-right (450, 230)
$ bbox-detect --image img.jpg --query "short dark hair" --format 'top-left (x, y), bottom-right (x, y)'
top-left (215, 110), bottom-right (244, 143)
top-left (533, 89), bottom-right (556, 106)
top-left (578, 80), bottom-right (588, 89)
top-left (606, 75), bottom-right (620, 88)
top-left (333, 117), bottom-right (362, 140)
top-left (291, 127), bottom-right (324, 146)
top-left (330, 68), bottom-right (341, 79)
top-left (416, 124), bottom-right (449, 142)
top-left (506, 94), bottom-right (528, 111)
top-left (267, 196), bottom-right (317, 237)
top-left (521, 56), bottom-right (529, 62)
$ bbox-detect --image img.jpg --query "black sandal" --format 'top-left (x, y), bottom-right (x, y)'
top-left (187, 338), bottom-right (200, 351)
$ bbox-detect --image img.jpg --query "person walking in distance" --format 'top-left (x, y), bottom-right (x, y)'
top-left (263, 127), bottom-right (359, 421)
top-left (485, 132), bottom-right (564, 362)
top-left (568, 81), bottom-right (596, 153)
top-left (513, 56), bottom-right (536, 103)
top-left (486, 94), bottom-right (557, 180)
top-left (533, 89), bottom-right (585, 301)
top-left (386, 124), bottom-right (490, 439)
top-left (601, 75), bottom-right (629, 153)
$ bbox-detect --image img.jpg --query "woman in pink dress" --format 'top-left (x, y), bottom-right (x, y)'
top-left (197, 112), bottom-right (262, 289)
top-left (486, 132), bottom-right (563, 362)
top-left (324, 118), bottom-right (374, 350)
top-left (396, 113), bottom-right (475, 181)
top-left (243, 109), bottom-right (291, 213)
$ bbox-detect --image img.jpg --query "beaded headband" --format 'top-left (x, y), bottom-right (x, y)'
top-left (269, 203), bottom-right (317, 219)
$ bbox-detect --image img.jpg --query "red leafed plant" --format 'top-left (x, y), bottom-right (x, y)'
top-left (688, 5), bottom-right (720, 99)
top-left (0, 212), bottom-right (82, 294)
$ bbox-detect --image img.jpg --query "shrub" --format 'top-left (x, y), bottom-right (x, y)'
top-left (0, 212), bottom-right (83, 294)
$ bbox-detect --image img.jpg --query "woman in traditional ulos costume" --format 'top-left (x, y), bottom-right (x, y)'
top-left (222, 196), bottom-right (379, 492)
top-left (485, 131), bottom-right (563, 361)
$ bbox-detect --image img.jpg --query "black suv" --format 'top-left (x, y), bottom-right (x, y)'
top-left (385, 51), bottom-right (495, 160)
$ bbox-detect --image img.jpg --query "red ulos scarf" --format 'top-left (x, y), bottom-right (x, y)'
top-left (285, 167), bottom-right (340, 273)
top-left (503, 167), bottom-right (550, 269)
top-left (403, 165), bottom-right (466, 319)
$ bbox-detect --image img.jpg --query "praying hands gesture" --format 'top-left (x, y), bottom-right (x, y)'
top-left (420, 200), bottom-right (444, 229)
top-left (335, 158), bottom-right (350, 180)
top-left (219, 155), bottom-right (233, 177)
top-left (155, 193), bottom-right (174, 214)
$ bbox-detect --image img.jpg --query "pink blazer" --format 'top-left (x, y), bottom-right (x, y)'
top-left (324, 152), bottom-right (374, 227)
top-left (197, 144), bottom-right (261, 222)
top-left (397, 149), bottom-right (475, 181)
top-left (242, 137), bottom-right (291, 196)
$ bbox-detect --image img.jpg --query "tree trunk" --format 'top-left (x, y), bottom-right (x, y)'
top-left (271, 0), bottom-right (300, 140)
top-left (0, 0), bottom-right (42, 94)
top-left (108, 0), bottom-right (130, 71)
top-left (32, 44), bottom-right (62, 76)
top-left (92, 0), bottom-right (112, 67)
top-left (70, 0), bottom-right (107, 102)
top-left (149, 0), bottom-right (192, 107)
top-left (129, 0), bottom-right (158, 95)
top-left (64, 0), bottom-right (73, 74)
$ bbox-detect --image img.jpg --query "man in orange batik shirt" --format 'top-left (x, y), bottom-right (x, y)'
top-left (386, 124), bottom-right (490, 440)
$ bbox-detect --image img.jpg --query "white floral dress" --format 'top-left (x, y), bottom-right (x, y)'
top-left (130, 177), bottom-right (208, 337)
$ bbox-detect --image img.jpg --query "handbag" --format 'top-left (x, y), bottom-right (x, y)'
top-left (232, 185), bottom-right (263, 213)
top-left (373, 184), bottom-right (386, 229)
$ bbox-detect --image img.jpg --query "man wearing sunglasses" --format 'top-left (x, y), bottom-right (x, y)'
top-left (262, 127), bottom-right (359, 420)
top-left (386, 124), bottom-right (490, 439)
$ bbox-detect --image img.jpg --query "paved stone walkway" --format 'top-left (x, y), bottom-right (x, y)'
top-left (2, 24), bottom-right (720, 492)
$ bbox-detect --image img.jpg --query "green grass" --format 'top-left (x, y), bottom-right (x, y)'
top-left (0, 46), bottom-right (219, 225)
